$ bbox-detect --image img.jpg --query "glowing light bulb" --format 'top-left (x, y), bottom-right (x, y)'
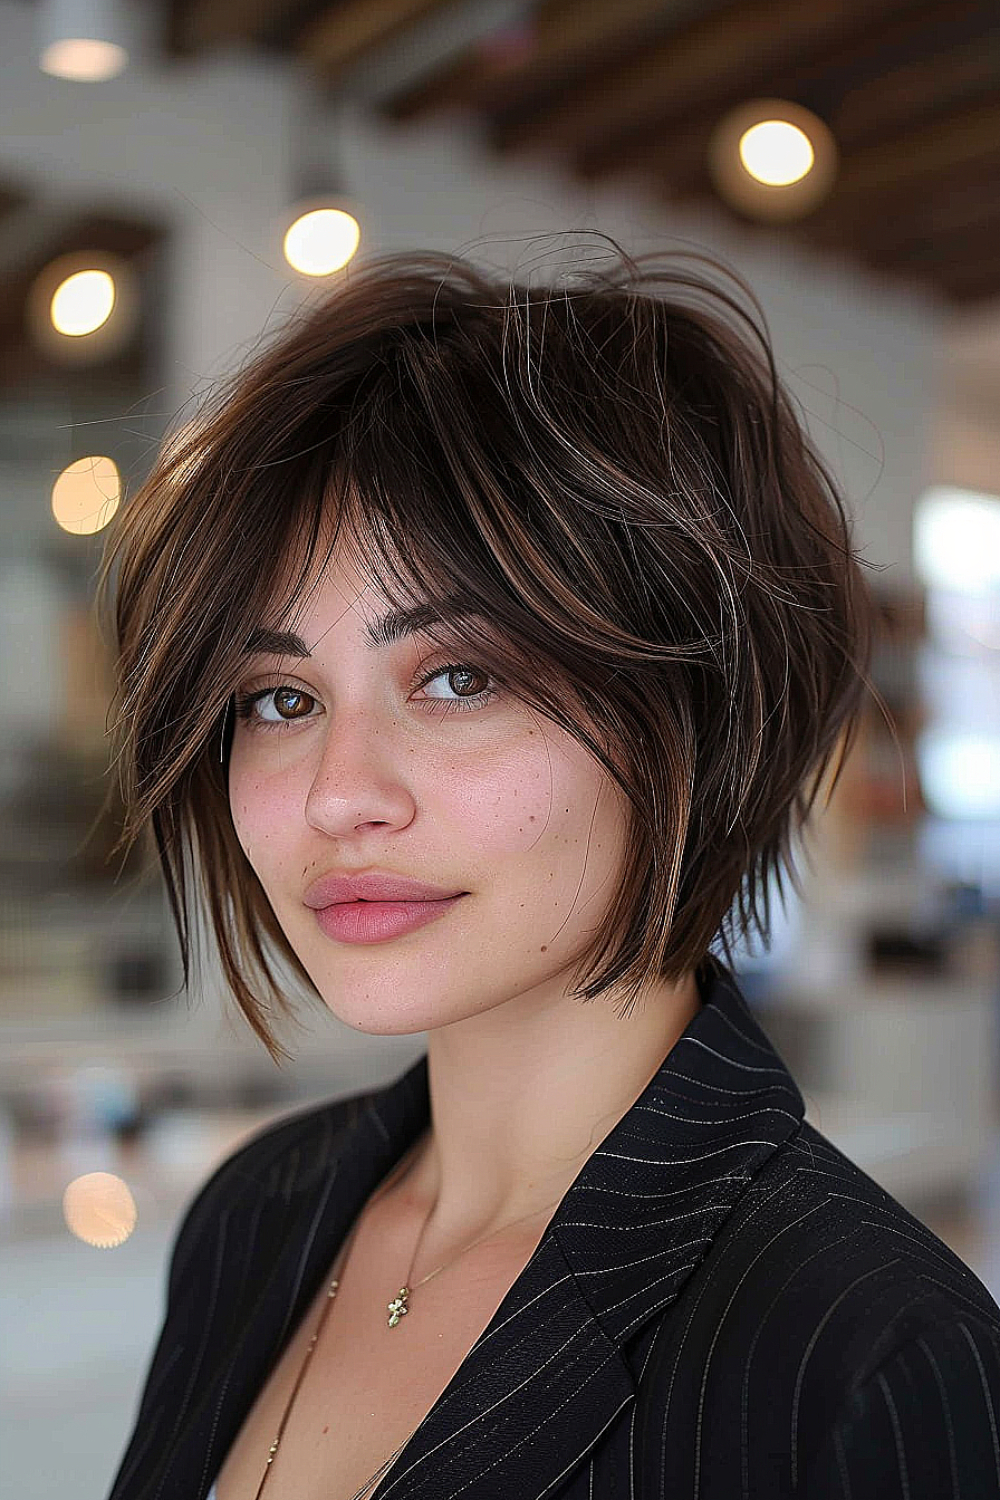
top-left (40, 38), bottom-right (127, 80)
top-left (283, 208), bottom-right (360, 277)
top-left (51, 269), bottom-right (116, 336)
top-left (708, 99), bottom-right (836, 221)
top-left (739, 120), bottom-right (814, 186)
top-left (914, 486), bottom-right (1000, 594)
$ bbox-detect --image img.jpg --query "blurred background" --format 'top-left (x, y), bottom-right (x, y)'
top-left (1, 0), bottom-right (999, 1495)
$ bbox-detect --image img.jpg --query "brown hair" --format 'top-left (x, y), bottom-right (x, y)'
top-left (95, 233), bottom-right (882, 1066)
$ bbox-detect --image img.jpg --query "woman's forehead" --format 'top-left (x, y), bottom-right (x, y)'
top-left (264, 527), bottom-right (431, 636)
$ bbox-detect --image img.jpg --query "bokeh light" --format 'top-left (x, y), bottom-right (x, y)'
top-left (51, 455), bottom-right (121, 535)
top-left (62, 1172), bottom-right (137, 1248)
top-left (283, 207), bottom-right (360, 277)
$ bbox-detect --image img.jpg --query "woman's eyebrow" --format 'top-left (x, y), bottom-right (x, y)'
top-left (240, 599), bottom-right (479, 660)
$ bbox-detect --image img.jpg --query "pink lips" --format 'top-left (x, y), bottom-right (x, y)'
top-left (303, 868), bottom-right (466, 908)
top-left (313, 894), bottom-right (465, 944)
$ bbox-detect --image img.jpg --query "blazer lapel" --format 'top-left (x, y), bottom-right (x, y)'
top-left (157, 957), bottom-right (805, 1500)
top-left (365, 958), bottom-right (806, 1499)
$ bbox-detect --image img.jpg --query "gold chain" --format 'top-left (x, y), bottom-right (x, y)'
top-left (248, 1137), bottom-right (563, 1500)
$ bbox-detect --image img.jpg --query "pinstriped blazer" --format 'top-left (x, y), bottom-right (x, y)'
top-left (106, 955), bottom-right (1000, 1500)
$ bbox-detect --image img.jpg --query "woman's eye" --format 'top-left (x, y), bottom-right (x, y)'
top-left (233, 685), bottom-right (317, 730)
top-left (232, 663), bottom-right (498, 733)
top-left (417, 663), bottom-right (497, 713)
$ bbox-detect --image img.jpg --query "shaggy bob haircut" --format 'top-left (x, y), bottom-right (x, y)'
top-left (95, 235), bottom-right (881, 1066)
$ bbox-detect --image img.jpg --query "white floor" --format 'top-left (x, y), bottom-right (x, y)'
top-left (1, 1220), bottom-right (170, 1500)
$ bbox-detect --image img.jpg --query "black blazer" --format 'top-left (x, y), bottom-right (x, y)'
top-left (107, 956), bottom-right (1000, 1499)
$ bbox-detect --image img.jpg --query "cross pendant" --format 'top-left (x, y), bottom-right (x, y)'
top-left (387, 1286), bottom-right (410, 1327)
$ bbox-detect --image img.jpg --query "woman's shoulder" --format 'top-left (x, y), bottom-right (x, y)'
top-left (630, 1118), bottom-right (1000, 1495)
top-left (690, 1116), bottom-right (1000, 1350)
top-left (770, 1119), bottom-right (998, 1313)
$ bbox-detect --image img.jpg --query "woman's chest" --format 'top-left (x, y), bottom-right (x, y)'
top-left (213, 1230), bottom-right (542, 1500)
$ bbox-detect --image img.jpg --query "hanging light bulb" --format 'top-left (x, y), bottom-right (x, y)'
top-left (283, 204), bottom-right (361, 278)
top-left (708, 98), bottom-right (838, 222)
top-left (37, 0), bottom-right (134, 80)
top-left (26, 250), bottom-right (138, 365)
top-left (52, 455), bottom-right (122, 536)
top-left (739, 120), bottom-right (815, 186)
top-left (276, 79), bottom-right (363, 280)
top-left (51, 268), bottom-right (116, 336)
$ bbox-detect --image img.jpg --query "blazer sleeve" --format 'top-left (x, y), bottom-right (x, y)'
top-left (802, 1315), bottom-right (1000, 1498)
top-left (105, 1120), bottom-right (289, 1497)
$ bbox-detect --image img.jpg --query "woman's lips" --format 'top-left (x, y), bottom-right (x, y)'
top-left (314, 895), bottom-right (465, 944)
top-left (303, 870), bottom-right (465, 905)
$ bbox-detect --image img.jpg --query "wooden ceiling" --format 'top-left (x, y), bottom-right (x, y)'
top-left (1, 0), bottom-right (997, 394)
top-left (164, 0), bottom-right (1000, 307)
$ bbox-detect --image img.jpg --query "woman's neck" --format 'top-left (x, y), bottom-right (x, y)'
top-left (388, 967), bottom-right (702, 1251)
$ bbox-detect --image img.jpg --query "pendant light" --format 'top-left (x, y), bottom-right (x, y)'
top-left (276, 74), bottom-right (363, 281)
top-left (37, 0), bottom-right (137, 81)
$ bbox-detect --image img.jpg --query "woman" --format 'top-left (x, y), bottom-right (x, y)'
top-left (100, 237), bottom-right (1000, 1500)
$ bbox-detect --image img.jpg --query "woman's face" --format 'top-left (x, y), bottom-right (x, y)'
top-left (227, 545), bottom-right (633, 1035)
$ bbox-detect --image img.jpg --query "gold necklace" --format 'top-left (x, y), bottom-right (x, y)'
top-left (248, 1138), bottom-right (565, 1500)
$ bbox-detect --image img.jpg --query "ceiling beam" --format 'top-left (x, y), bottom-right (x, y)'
top-left (830, 11), bottom-right (1000, 150)
top-left (569, 0), bottom-right (998, 181)
top-left (379, 0), bottom-right (703, 123)
top-left (799, 149), bottom-right (1000, 256)
top-left (869, 212), bottom-right (1000, 273)
top-left (937, 258), bottom-right (1000, 305)
top-left (0, 179), bottom-right (33, 227)
top-left (810, 94), bottom-right (1000, 199)
top-left (168, 0), bottom-right (310, 54)
top-left (485, 0), bottom-right (918, 155)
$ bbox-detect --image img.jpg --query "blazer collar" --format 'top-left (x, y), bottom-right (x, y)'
top-left (168, 956), bottom-right (805, 1500)
top-left (358, 955), bottom-right (806, 1342)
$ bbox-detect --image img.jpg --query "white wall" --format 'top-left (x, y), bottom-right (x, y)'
top-left (0, 0), bottom-right (947, 589)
